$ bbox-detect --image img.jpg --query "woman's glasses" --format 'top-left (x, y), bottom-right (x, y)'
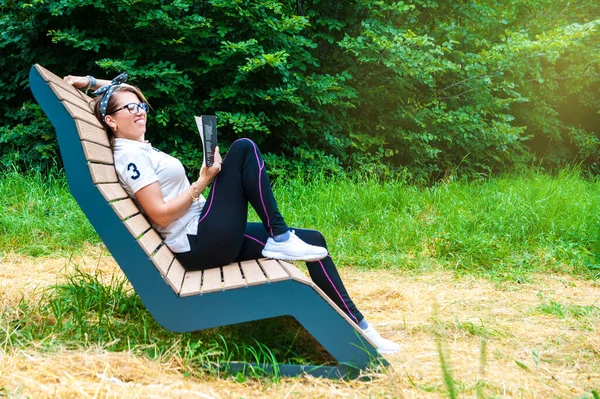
top-left (111, 102), bottom-right (150, 115)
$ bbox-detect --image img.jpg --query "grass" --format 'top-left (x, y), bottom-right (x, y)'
top-left (0, 261), bottom-right (333, 379)
top-left (2, 167), bottom-right (599, 280)
top-left (535, 292), bottom-right (600, 331)
top-left (0, 168), bottom-right (100, 256)
top-left (1, 167), bottom-right (599, 393)
top-left (271, 168), bottom-right (600, 280)
top-left (1, 263), bottom-right (599, 396)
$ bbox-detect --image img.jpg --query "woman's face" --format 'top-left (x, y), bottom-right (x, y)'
top-left (107, 91), bottom-right (147, 141)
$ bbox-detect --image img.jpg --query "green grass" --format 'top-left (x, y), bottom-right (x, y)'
top-left (2, 167), bottom-right (599, 279)
top-left (0, 168), bottom-right (100, 256)
top-left (272, 168), bottom-right (600, 279)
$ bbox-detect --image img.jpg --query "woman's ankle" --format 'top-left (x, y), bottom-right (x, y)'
top-left (272, 230), bottom-right (290, 242)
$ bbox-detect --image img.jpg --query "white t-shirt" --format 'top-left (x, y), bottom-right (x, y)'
top-left (113, 138), bottom-right (205, 253)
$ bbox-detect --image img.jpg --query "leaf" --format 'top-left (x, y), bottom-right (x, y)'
top-left (515, 360), bottom-right (529, 371)
top-left (532, 349), bottom-right (540, 367)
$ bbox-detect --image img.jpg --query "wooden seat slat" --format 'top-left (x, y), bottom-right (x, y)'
top-left (97, 183), bottom-right (129, 202)
top-left (180, 270), bottom-right (202, 297)
top-left (89, 163), bottom-right (118, 183)
top-left (75, 119), bottom-right (110, 147)
top-left (152, 245), bottom-right (174, 275)
top-left (165, 258), bottom-right (185, 293)
top-left (258, 258), bottom-right (290, 282)
top-left (62, 101), bottom-right (104, 129)
top-left (124, 213), bottom-right (151, 238)
top-left (201, 268), bottom-right (222, 293)
top-left (138, 229), bottom-right (162, 255)
top-left (222, 263), bottom-right (245, 290)
top-left (48, 82), bottom-right (92, 113)
top-left (240, 260), bottom-right (268, 286)
top-left (82, 140), bottom-right (114, 164)
top-left (278, 261), bottom-right (312, 285)
top-left (36, 64), bottom-right (91, 103)
top-left (111, 198), bottom-right (140, 220)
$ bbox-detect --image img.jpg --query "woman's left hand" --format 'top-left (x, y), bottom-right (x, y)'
top-left (63, 75), bottom-right (90, 89)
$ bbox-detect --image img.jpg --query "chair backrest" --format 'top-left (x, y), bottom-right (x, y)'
top-left (29, 64), bottom-right (187, 296)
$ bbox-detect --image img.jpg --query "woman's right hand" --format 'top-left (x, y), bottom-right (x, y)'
top-left (63, 75), bottom-right (90, 89)
top-left (196, 146), bottom-right (222, 187)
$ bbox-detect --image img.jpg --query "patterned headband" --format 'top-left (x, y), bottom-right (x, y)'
top-left (91, 72), bottom-right (128, 119)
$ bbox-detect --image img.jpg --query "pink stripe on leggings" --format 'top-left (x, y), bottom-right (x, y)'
top-left (238, 138), bottom-right (272, 235)
top-left (318, 257), bottom-right (359, 324)
top-left (243, 238), bottom-right (357, 323)
top-left (198, 177), bottom-right (217, 224)
top-left (244, 234), bottom-right (265, 246)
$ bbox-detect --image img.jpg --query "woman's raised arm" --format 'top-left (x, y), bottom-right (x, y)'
top-left (63, 75), bottom-right (112, 91)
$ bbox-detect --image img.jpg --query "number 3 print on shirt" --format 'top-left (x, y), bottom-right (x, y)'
top-left (127, 163), bottom-right (141, 180)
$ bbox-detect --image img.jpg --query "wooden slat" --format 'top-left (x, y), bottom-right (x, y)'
top-left (82, 140), bottom-right (113, 164)
top-left (111, 198), bottom-right (139, 220)
top-left (75, 119), bottom-right (110, 147)
top-left (258, 258), bottom-right (290, 282)
top-left (278, 261), bottom-right (312, 285)
top-left (124, 213), bottom-right (151, 238)
top-left (165, 258), bottom-right (186, 293)
top-left (201, 268), bottom-right (222, 293)
top-left (63, 101), bottom-right (103, 128)
top-left (89, 163), bottom-right (118, 183)
top-left (222, 263), bottom-right (245, 290)
top-left (180, 270), bottom-right (203, 297)
top-left (35, 64), bottom-right (90, 102)
top-left (152, 245), bottom-right (174, 275)
top-left (48, 82), bottom-right (93, 112)
top-left (240, 260), bottom-right (268, 286)
top-left (138, 229), bottom-right (162, 255)
top-left (97, 183), bottom-right (128, 201)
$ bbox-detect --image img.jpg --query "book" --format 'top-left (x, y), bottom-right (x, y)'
top-left (194, 115), bottom-right (217, 167)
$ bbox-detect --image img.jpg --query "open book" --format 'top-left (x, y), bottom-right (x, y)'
top-left (194, 115), bottom-right (217, 167)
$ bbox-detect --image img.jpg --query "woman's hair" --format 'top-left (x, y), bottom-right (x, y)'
top-left (91, 84), bottom-right (149, 141)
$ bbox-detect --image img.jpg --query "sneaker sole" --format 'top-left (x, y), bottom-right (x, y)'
top-left (377, 348), bottom-right (401, 355)
top-left (261, 250), bottom-right (328, 262)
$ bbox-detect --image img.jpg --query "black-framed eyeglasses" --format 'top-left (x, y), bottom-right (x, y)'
top-left (111, 102), bottom-right (150, 115)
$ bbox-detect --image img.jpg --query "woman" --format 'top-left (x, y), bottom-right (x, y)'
top-left (64, 73), bottom-right (400, 354)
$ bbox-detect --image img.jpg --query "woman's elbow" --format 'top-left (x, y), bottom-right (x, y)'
top-left (146, 213), bottom-right (171, 229)
top-left (154, 220), bottom-right (170, 229)
top-left (154, 217), bottom-right (172, 229)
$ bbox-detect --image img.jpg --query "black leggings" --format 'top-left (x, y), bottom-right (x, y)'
top-left (176, 138), bottom-right (364, 324)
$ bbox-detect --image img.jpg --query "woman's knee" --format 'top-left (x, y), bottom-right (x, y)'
top-left (296, 229), bottom-right (327, 248)
top-left (230, 138), bottom-right (256, 153)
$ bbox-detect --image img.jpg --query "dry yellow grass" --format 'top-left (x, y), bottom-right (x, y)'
top-left (1, 250), bottom-right (599, 398)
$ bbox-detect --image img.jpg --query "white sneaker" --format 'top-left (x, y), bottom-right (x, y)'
top-left (362, 323), bottom-right (400, 355)
top-left (262, 230), bottom-right (328, 262)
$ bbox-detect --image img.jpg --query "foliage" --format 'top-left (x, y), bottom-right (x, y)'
top-left (0, 0), bottom-right (598, 179)
top-left (311, 0), bottom-right (599, 179)
top-left (0, 0), bottom-right (356, 176)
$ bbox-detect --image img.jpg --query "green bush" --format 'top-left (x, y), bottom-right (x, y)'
top-left (1, 0), bottom-right (598, 180)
